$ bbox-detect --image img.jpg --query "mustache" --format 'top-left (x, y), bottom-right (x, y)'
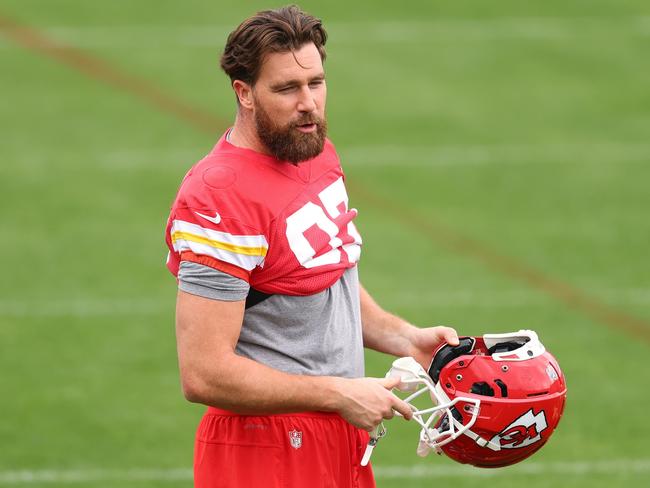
top-left (291, 114), bottom-right (322, 127)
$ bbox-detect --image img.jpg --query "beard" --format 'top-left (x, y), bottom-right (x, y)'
top-left (254, 101), bottom-right (327, 164)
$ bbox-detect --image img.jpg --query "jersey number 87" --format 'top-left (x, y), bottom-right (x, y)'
top-left (285, 177), bottom-right (362, 269)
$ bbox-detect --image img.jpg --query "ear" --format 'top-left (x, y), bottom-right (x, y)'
top-left (233, 80), bottom-right (254, 110)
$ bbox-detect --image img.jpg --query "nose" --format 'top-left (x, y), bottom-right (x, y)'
top-left (296, 85), bottom-right (316, 113)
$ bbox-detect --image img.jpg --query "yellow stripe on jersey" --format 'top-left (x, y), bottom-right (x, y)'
top-left (171, 231), bottom-right (268, 257)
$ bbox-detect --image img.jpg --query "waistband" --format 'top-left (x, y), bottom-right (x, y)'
top-left (206, 406), bottom-right (342, 420)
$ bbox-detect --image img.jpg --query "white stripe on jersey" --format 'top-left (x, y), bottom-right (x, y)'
top-left (170, 219), bottom-right (268, 271)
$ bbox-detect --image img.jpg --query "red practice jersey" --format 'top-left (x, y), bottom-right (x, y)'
top-left (165, 132), bottom-right (363, 295)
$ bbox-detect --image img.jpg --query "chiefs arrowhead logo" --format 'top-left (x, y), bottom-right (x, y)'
top-left (491, 409), bottom-right (548, 449)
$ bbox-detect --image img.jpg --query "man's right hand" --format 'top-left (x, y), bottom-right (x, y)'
top-left (332, 376), bottom-right (413, 431)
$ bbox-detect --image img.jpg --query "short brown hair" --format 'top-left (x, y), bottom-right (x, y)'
top-left (220, 5), bottom-right (327, 85)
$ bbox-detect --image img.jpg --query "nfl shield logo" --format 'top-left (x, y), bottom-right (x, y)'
top-left (288, 430), bottom-right (302, 449)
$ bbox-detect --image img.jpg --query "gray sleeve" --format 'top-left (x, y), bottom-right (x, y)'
top-left (178, 261), bottom-right (250, 301)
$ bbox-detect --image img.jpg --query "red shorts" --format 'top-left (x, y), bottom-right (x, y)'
top-left (194, 407), bottom-right (376, 488)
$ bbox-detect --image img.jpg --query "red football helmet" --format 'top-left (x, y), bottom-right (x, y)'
top-left (387, 330), bottom-right (567, 468)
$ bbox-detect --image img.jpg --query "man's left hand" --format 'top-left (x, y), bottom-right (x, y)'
top-left (407, 326), bottom-right (459, 369)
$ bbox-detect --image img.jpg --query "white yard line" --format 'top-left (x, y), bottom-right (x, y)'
top-left (0, 299), bottom-right (170, 317)
top-left (339, 141), bottom-right (650, 168)
top-left (0, 468), bottom-right (192, 484)
top-left (3, 16), bottom-right (650, 51)
top-left (374, 458), bottom-right (650, 478)
top-left (1, 459), bottom-right (649, 483)
top-left (1, 288), bottom-right (649, 317)
top-left (329, 16), bottom-right (650, 42)
top-left (4, 141), bottom-right (648, 172)
top-left (387, 290), bottom-right (551, 308)
top-left (73, 141), bottom-right (650, 169)
top-left (4, 17), bottom-right (648, 49)
top-left (387, 288), bottom-right (650, 308)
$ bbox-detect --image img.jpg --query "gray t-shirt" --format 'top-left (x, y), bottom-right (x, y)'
top-left (178, 261), bottom-right (364, 378)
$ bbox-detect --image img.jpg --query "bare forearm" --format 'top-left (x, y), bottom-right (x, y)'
top-left (359, 285), bottom-right (418, 357)
top-left (180, 351), bottom-right (343, 414)
top-left (359, 284), bottom-right (460, 368)
top-left (180, 350), bottom-right (415, 431)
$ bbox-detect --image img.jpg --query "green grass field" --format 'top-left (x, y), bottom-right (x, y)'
top-left (1, 0), bottom-right (649, 486)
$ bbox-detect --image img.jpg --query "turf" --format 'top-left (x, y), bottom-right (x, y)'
top-left (1, 1), bottom-right (649, 487)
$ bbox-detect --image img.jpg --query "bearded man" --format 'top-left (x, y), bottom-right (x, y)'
top-left (165, 6), bottom-right (459, 487)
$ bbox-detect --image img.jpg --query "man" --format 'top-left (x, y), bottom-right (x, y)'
top-left (165, 6), bottom-right (459, 487)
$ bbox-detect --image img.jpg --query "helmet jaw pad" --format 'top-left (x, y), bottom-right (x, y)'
top-left (428, 337), bottom-right (476, 383)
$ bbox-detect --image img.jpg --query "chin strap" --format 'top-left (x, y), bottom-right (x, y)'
top-left (463, 427), bottom-right (501, 451)
top-left (417, 422), bottom-right (501, 457)
top-left (360, 423), bottom-right (387, 466)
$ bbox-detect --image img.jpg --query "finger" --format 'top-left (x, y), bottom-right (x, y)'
top-left (390, 396), bottom-right (413, 420)
top-left (441, 326), bottom-right (459, 346)
top-left (378, 376), bottom-right (402, 390)
top-left (366, 422), bottom-right (382, 433)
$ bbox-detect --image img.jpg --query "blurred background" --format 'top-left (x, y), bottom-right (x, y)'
top-left (1, 1), bottom-right (649, 486)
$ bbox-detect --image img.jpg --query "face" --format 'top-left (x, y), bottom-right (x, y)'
top-left (250, 43), bottom-right (327, 163)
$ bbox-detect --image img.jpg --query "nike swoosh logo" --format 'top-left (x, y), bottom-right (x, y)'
top-left (194, 211), bottom-right (222, 225)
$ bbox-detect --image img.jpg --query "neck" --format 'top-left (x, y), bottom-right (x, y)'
top-left (228, 113), bottom-right (271, 156)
